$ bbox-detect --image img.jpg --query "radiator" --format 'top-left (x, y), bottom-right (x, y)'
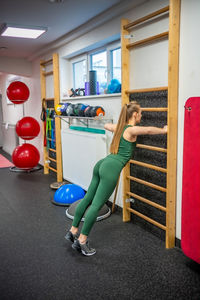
top-left (1, 123), bottom-right (19, 155)
top-left (61, 129), bottom-right (107, 190)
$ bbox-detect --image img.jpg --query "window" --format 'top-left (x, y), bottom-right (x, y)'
top-left (73, 59), bottom-right (86, 89)
top-left (70, 42), bottom-right (121, 95)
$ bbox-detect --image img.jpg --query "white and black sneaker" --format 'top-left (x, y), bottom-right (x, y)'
top-left (65, 231), bottom-right (78, 243)
top-left (72, 239), bottom-right (96, 256)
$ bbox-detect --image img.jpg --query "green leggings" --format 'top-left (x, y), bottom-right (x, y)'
top-left (72, 156), bottom-right (124, 236)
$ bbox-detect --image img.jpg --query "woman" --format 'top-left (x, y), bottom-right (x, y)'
top-left (65, 101), bottom-right (167, 256)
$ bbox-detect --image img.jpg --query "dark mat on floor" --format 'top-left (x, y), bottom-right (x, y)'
top-left (0, 150), bottom-right (200, 300)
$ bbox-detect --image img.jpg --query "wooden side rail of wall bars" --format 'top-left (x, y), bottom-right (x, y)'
top-left (40, 53), bottom-right (63, 182)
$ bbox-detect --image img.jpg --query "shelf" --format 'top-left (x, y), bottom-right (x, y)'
top-left (55, 115), bottom-right (112, 121)
top-left (61, 93), bottom-right (121, 101)
top-left (55, 115), bottom-right (113, 127)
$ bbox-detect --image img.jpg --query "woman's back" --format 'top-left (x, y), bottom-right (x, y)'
top-left (108, 125), bottom-right (137, 166)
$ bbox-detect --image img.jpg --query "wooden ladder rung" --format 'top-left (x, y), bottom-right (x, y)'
top-left (127, 207), bottom-right (166, 231)
top-left (141, 107), bottom-right (168, 112)
top-left (47, 156), bottom-right (57, 163)
top-left (44, 71), bottom-right (53, 76)
top-left (48, 148), bottom-right (56, 153)
top-left (136, 144), bottom-right (167, 153)
top-left (40, 59), bottom-right (53, 66)
top-left (46, 137), bottom-right (55, 141)
top-left (127, 191), bottom-right (166, 212)
top-left (127, 32), bottom-right (169, 49)
top-left (127, 175), bottom-right (167, 192)
top-left (43, 98), bottom-right (55, 101)
top-left (47, 165), bottom-right (57, 173)
top-left (130, 159), bottom-right (167, 173)
top-left (126, 86), bottom-right (168, 94)
top-left (124, 6), bottom-right (169, 30)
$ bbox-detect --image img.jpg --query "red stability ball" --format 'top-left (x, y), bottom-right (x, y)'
top-left (16, 117), bottom-right (40, 140)
top-left (12, 143), bottom-right (40, 170)
top-left (7, 81), bottom-right (30, 104)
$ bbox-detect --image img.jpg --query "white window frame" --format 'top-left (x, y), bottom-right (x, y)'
top-left (109, 45), bottom-right (121, 82)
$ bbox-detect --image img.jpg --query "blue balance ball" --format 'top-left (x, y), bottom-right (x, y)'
top-left (53, 184), bottom-right (85, 206)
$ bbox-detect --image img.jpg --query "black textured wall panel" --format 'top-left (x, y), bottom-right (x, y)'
top-left (129, 90), bottom-right (167, 240)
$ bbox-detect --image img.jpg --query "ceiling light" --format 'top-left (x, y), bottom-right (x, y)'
top-left (49, 0), bottom-right (64, 2)
top-left (0, 24), bottom-right (47, 39)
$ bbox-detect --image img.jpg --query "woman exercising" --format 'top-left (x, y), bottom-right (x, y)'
top-left (65, 101), bottom-right (167, 256)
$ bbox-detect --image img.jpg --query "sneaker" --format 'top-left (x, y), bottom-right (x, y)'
top-left (72, 239), bottom-right (96, 256)
top-left (65, 231), bottom-right (78, 243)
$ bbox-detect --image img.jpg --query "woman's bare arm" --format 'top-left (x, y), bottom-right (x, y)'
top-left (104, 123), bottom-right (117, 132)
top-left (129, 125), bottom-right (167, 136)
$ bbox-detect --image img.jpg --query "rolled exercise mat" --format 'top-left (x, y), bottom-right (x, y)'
top-left (89, 70), bottom-right (97, 95)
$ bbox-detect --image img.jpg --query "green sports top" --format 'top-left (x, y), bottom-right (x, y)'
top-left (108, 125), bottom-right (137, 166)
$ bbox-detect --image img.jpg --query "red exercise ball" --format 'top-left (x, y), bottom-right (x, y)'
top-left (12, 143), bottom-right (40, 170)
top-left (7, 81), bottom-right (30, 104)
top-left (16, 117), bottom-right (40, 140)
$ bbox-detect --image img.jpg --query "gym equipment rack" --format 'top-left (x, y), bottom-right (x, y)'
top-left (121, 0), bottom-right (180, 248)
top-left (55, 115), bottom-right (113, 127)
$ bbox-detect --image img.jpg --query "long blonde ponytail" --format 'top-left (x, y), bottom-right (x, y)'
top-left (110, 101), bottom-right (140, 154)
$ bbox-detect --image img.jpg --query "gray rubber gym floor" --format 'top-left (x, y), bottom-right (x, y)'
top-left (0, 149), bottom-right (200, 300)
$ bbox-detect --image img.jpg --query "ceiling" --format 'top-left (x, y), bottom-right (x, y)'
top-left (0, 0), bottom-right (146, 61)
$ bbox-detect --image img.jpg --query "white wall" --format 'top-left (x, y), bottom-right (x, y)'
top-left (0, 57), bottom-right (32, 77)
top-left (1, 0), bottom-right (200, 239)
